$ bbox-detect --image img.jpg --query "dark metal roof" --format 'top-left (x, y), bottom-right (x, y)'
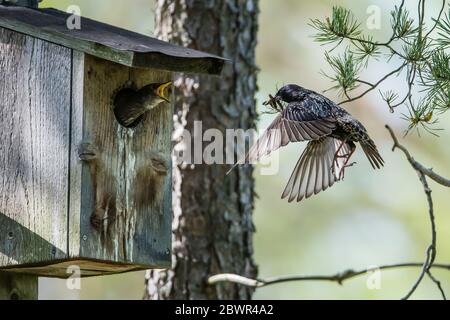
top-left (0, 4), bottom-right (225, 74)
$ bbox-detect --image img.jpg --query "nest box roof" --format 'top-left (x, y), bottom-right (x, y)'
top-left (0, 4), bottom-right (226, 74)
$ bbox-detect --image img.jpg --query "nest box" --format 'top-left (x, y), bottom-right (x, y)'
top-left (0, 4), bottom-right (224, 277)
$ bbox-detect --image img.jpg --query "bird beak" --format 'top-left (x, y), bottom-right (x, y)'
top-left (156, 81), bottom-right (172, 102)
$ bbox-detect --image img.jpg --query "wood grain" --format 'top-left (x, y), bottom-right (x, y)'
top-left (128, 68), bottom-right (172, 266)
top-left (0, 28), bottom-right (71, 267)
top-left (0, 28), bottom-right (172, 276)
top-left (67, 50), bottom-right (84, 258)
top-left (0, 272), bottom-right (37, 300)
top-left (75, 55), bottom-right (172, 267)
top-left (76, 55), bottom-right (129, 262)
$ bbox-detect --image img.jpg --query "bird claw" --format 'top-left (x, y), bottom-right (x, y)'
top-left (338, 161), bottom-right (356, 180)
top-left (331, 154), bottom-right (350, 174)
top-left (343, 161), bottom-right (356, 169)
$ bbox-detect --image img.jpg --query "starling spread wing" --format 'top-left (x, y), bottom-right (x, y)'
top-left (245, 114), bottom-right (335, 162)
top-left (281, 137), bottom-right (353, 202)
top-left (230, 109), bottom-right (336, 170)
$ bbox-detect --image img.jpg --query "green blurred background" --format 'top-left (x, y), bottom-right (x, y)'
top-left (38, 0), bottom-right (450, 300)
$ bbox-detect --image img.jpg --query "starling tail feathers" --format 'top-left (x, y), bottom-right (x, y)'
top-left (360, 139), bottom-right (384, 169)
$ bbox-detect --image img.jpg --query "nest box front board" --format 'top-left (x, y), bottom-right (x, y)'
top-left (0, 5), bottom-right (224, 277)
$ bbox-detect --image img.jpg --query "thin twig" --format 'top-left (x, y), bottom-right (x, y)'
top-left (424, 0), bottom-right (446, 38)
top-left (338, 63), bottom-right (407, 105)
top-left (390, 65), bottom-right (416, 109)
top-left (386, 125), bottom-right (446, 300)
top-left (385, 125), bottom-right (450, 187)
top-left (418, 173), bottom-right (445, 299)
top-left (427, 269), bottom-right (447, 299)
top-left (418, 0), bottom-right (425, 40)
top-left (355, 79), bottom-right (375, 88)
top-left (401, 244), bottom-right (432, 299)
top-left (344, 36), bottom-right (406, 59)
top-left (208, 263), bottom-right (450, 288)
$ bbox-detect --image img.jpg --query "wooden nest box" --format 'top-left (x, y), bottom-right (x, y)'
top-left (0, 4), bottom-right (224, 277)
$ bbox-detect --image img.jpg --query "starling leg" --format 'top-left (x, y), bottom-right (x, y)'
top-left (333, 139), bottom-right (347, 159)
top-left (331, 139), bottom-right (349, 175)
top-left (338, 145), bottom-right (356, 180)
top-left (339, 161), bottom-right (356, 180)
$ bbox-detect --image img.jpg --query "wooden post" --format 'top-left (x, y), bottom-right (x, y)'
top-left (0, 272), bottom-right (38, 300)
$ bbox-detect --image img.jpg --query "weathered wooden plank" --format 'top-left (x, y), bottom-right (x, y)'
top-left (76, 55), bottom-right (171, 267)
top-left (0, 28), bottom-right (71, 267)
top-left (0, 5), bottom-right (225, 74)
top-left (128, 68), bottom-right (172, 266)
top-left (67, 50), bottom-right (84, 258)
top-left (76, 55), bottom-right (129, 262)
top-left (0, 272), bottom-right (37, 300)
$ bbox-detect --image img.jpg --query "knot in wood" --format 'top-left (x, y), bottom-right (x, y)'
top-left (78, 142), bottom-right (98, 162)
top-left (150, 154), bottom-right (169, 175)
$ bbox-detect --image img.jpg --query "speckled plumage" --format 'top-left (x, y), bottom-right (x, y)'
top-left (237, 84), bottom-right (384, 202)
top-left (278, 86), bottom-right (374, 143)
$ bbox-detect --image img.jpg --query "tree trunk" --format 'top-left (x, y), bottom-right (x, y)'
top-left (144, 0), bottom-right (259, 299)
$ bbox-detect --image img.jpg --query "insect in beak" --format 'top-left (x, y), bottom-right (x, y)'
top-left (156, 81), bottom-right (172, 102)
top-left (263, 94), bottom-right (283, 111)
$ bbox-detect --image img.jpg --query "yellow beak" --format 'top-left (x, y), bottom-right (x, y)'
top-left (156, 81), bottom-right (172, 102)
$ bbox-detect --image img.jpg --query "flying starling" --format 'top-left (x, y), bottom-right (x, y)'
top-left (113, 81), bottom-right (172, 128)
top-left (232, 84), bottom-right (384, 202)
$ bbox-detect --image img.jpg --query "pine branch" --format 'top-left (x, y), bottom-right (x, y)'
top-left (338, 63), bottom-right (407, 105)
top-left (311, 0), bottom-right (450, 136)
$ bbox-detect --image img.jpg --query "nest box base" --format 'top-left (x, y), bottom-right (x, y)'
top-left (0, 258), bottom-right (155, 278)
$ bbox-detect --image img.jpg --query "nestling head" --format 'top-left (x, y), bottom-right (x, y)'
top-left (140, 81), bottom-right (173, 105)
